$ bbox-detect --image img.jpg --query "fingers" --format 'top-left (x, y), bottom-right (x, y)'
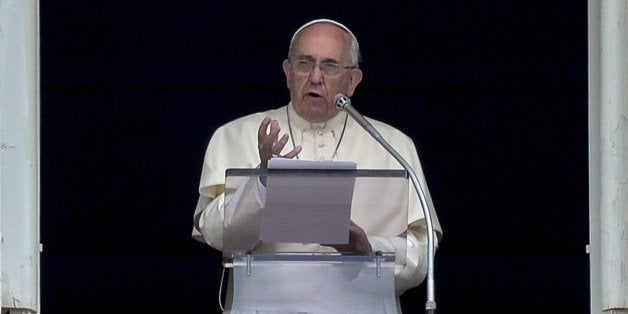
top-left (258, 117), bottom-right (299, 167)
top-left (264, 120), bottom-right (282, 154)
top-left (346, 223), bottom-right (372, 254)
top-left (321, 221), bottom-right (372, 254)
top-left (257, 116), bottom-right (272, 144)
top-left (283, 145), bottom-right (302, 159)
top-left (259, 119), bottom-right (281, 150)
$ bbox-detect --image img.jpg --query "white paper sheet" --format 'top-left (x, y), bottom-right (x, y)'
top-left (260, 158), bottom-right (357, 244)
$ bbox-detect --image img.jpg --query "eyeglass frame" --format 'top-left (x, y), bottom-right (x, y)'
top-left (288, 58), bottom-right (358, 76)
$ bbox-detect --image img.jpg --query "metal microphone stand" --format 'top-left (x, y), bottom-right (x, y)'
top-left (335, 94), bottom-right (437, 313)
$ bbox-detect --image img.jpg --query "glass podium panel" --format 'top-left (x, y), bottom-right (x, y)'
top-left (230, 252), bottom-right (398, 314)
top-left (222, 168), bottom-right (409, 267)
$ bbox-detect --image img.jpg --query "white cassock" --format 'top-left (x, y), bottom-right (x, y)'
top-left (193, 103), bottom-right (443, 313)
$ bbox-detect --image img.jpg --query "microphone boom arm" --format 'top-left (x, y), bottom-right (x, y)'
top-left (335, 94), bottom-right (437, 313)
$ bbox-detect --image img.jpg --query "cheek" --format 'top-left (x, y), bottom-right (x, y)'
top-left (286, 74), bottom-right (299, 88)
top-left (333, 79), bottom-right (352, 94)
top-left (292, 78), bottom-right (311, 94)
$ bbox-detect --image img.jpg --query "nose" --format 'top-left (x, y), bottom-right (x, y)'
top-left (308, 64), bottom-right (324, 85)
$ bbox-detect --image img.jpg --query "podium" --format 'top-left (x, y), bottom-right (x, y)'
top-left (221, 167), bottom-right (409, 314)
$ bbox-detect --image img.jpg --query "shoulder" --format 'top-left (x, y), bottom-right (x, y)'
top-left (365, 116), bottom-right (415, 143)
top-left (213, 105), bottom-right (287, 136)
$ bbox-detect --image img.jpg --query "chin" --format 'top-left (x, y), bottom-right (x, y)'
top-left (296, 103), bottom-right (329, 120)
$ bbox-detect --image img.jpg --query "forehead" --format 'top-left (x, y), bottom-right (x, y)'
top-left (292, 23), bottom-right (351, 60)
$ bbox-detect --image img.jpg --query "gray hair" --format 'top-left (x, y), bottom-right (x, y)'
top-left (287, 19), bottom-right (361, 67)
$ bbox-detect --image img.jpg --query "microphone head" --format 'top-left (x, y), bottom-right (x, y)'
top-left (334, 93), bottom-right (351, 110)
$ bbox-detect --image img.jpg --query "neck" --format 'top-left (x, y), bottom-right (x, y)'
top-left (288, 103), bottom-right (345, 129)
top-left (286, 104), bottom-right (349, 160)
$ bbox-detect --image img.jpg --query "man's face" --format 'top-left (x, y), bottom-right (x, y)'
top-left (282, 23), bottom-right (362, 123)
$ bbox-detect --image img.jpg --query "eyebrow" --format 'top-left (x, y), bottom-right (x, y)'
top-left (296, 55), bottom-right (340, 64)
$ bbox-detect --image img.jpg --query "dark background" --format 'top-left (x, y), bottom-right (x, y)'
top-left (40, 1), bottom-right (590, 313)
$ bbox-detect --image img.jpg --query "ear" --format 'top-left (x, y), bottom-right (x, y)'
top-left (282, 59), bottom-right (291, 88)
top-left (346, 68), bottom-right (363, 97)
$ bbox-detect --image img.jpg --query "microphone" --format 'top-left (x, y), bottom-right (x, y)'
top-left (334, 94), bottom-right (380, 140)
top-left (334, 93), bottom-right (438, 313)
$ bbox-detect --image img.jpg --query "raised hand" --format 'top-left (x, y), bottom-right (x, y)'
top-left (257, 116), bottom-right (302, 169)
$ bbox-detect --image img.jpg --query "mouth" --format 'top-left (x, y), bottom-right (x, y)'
top-left (306, 91), bottom-right (324, 99)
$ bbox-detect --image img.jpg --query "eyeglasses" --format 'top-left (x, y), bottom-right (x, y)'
top-left (290, 59), bottom-right (357, 76)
